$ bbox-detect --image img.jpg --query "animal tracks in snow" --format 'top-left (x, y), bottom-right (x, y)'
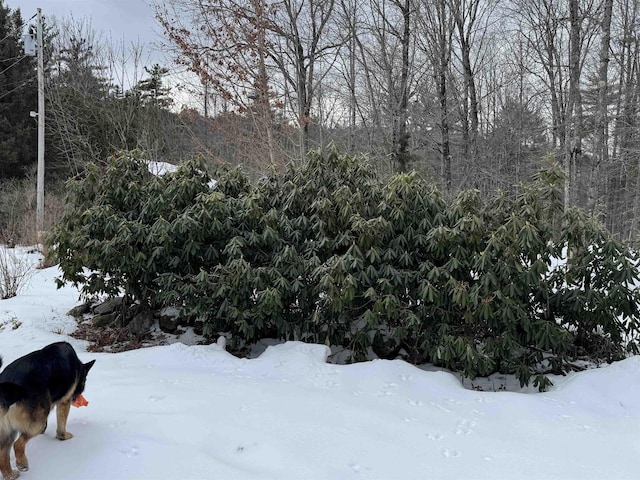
top-left (475, 395), bottom-right (493, 404)
top-left (377, 382), bottom-right (399, 397)
top-left (455, 419), bottom-right (477, 436)
top-left (441, 448), bottom-right (461, 458)
top-left (119, 446), bottom-right (140, 458)
top-left (349, 462), bottom-right (372, 476)
top-left (429, 401), bottom-right (453, 414)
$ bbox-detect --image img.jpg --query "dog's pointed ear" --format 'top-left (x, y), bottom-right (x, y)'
top-left (84, 359), bottom-right (96, 373)
top-left (0, 382), bottom-right (27, 409)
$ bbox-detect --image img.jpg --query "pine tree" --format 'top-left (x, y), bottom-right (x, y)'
top-left (134, 64), bottom-right (172, 109)
top-left (52, 35), bottom-right (109, 96)
top-left (0, 2), bottom-right (37, 179)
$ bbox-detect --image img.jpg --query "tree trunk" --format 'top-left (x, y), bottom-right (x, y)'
top-left (587, 0), bottom-right (613, 215)
top-left (566, 0), bottom-right (583, 211)
top-left (433, 0), bottom-right (453, 195)
top-left (255, 0), bottom-right (277, 165)
top-left (391, 0), bottom-right (411, 172)
top-left (450, 0), bottom-right (480, 186)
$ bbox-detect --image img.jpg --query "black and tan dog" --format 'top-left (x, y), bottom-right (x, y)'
top-left (0, 342), bottom-right (94, 480)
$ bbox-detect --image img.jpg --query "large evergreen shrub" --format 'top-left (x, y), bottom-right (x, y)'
top-left (47, 152), bottom-right (215, 307)
top-left (156, 148), bottom-right (382, 344)
top-left (48, 149), bottom-right (640, 390)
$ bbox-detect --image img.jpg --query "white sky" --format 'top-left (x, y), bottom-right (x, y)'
top-left (8, 0), bottom-right (200, 106)
top-left (8, 0), bottom-right (161, 49)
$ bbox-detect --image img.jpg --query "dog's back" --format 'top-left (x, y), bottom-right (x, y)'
top-left (0, 342), bottom-right (91, 403)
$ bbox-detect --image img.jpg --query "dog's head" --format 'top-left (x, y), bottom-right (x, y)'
top-left (72, 359), bottom-right (95, 401)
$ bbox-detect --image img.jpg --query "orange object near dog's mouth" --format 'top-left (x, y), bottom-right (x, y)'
top-left (72, 394), bottom-right (88, 408)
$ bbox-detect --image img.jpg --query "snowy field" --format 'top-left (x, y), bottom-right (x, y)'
top-left (0, 247), bottom-right (638, 480)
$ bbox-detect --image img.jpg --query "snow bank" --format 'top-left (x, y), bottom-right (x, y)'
top-left (0, 254), bottom-right (637, 479)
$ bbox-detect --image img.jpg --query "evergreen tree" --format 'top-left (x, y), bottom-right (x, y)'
top-left (52, 35), bottom-right (109, 96)
top-left (134, 64), bottom-right (172, 109)
top-left (0, 2), bottom-right (37, 180)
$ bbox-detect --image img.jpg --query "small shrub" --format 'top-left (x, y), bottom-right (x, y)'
top-left (0, 248), bottom-right (33, 299)
top-left (0, 173), bottom-right (65, 246)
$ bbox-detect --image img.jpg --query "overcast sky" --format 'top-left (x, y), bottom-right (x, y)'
top-left (7, 0), bottom-right (194, 98)
top-left (7, 1), bottom-right (214, 110)
top-left (8, 0), bottom-right (161, 48)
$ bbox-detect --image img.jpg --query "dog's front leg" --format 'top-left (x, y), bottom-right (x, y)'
top-left (0, 440), bottom-right (19, 480)
top-left (55, 400), bottom-right (73, 440)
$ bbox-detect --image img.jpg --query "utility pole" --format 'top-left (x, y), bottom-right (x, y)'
top-left (36, 8), bottom-right (45, 241)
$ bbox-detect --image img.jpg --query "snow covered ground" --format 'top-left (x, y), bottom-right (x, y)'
top-left (0, 247), bottom-right (638, 480)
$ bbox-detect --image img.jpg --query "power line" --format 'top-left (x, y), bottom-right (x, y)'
top-left (0, 32), bottom-right (14, 45)
top-left (0, 12), bottom-right (37, 45)
top-left (0, 78), bottom-right (32, 101)
top-left (2, 74), bottom-right (36, 89)
top-left (1, 53), bottom-right (32, 62)
top-left (0, 55), bottom-right (27, 76)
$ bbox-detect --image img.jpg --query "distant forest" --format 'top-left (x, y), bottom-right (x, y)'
top-left (2, 0), bottom-right (640, 244)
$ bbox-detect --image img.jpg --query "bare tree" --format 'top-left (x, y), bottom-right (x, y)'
top-left (449, 0), bottom-right (480, 180)
top-left (346, 0), bottom-right (421, 172)
top-left (155, 0), bottom-right (344, 163)
top-left (337, 0), bottom-right (359, 151)
top-left (145, 0), bottom-right (640, 241)
top-left (565, 0), bottom-right (583, 209)
top-left (416, 0), bottom-right (454, 194)
top-left (389, 0), bottom-right (412, 172)
top-left (46, 16), bottom-right (111, 174)
top-left (587, 0), bottom-right (613, 214)
top-left (46, 15), bottom-right (194, 174)
top-left (610, 0), bottom-right (640, 239)
top-left (155, 0), bottom-right (283, 167)
top-left (270, 0), bottom-right (343, 159)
